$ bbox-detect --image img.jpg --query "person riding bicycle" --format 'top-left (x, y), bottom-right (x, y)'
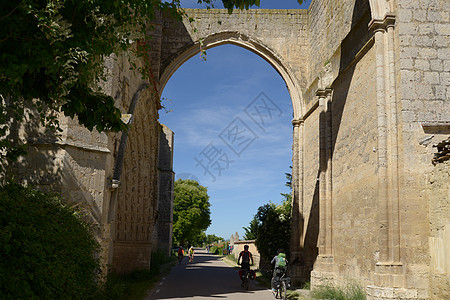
top-left (271, 249), bottom-right (288, 293)
top-left (237, 245), bottom-right (254, 287)
top-left (177, 247), bottom-right (184, 264)
top-left (188, 246), bottom-right (195, 262)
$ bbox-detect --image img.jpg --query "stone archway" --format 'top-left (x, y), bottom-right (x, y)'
top-left (159, 30), bottom-right (304, 119)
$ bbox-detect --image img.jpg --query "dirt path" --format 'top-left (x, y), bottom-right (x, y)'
top-left (145, 249), bottom-right (275, 299)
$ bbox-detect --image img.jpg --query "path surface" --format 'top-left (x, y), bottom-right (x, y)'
top-left (145, 249), bottom-right (274, 299)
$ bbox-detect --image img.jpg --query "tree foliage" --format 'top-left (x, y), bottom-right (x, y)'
top-left (0, 183), bottom-right (101, 299)
top-left (244, 170), bottom-right (292, 261)
top-left (254, 200), bottom-right (291, 262)
top-left (173, 179), bottom-right (211, 246)
top-left (206, 233), bottom-right (224, 244)
top-left (243, 216), bottom-right (258, 240)
top-left (0, 0), bottom-right (168, 170)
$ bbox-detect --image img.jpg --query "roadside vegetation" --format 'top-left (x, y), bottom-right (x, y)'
top-left (0, 182), bottom-right (177, 299)
top-left (99, 251), bottom-right (176, 300)
top-left (0, 183), bottom-right (100, 299)
top-left (311, 281), bottom-right (366, 300)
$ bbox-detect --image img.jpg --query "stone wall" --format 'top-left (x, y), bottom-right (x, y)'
top-left (14, 50), bottom-right (165, 273)
top-left (152, 124), bottom-right (175, 256)
top-left (233, 240), bottom-right (261, 269)
top-left (108, 53), bottom-right (161, 273)
top-left (428, 160), bottom-right (450, 300)
top-left (328, 45), bottom-right (378, 285)
top-left (396, 0), bottom-right (450, 298)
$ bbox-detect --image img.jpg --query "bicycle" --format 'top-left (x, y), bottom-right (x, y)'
top-left (238, 262), bottom-right (254, 290)
top-left (243, 269), bottom-right (251, 290)
top-left (272, 271), bottom-right (290, 300)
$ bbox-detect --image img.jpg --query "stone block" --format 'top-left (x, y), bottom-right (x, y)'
top-left (430, 59), bottom-right (443, 71)
top-left (413, 10), bottom-right (427, 22)
top-left (414, 59), bottom-right (430, 70)
top-left (424, 71), bottom-right (440, 84)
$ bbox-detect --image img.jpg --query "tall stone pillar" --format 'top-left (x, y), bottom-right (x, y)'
top-left (290, 118), bottom-right (305, 280)
top-left (324, 88), bottom-right (333, 256)
top-left (317, 89), bottom-right (328, 257)
top-left (368, 14), bottom-right (404, 293)
top-left (311, 88), bottom-right (335, 286)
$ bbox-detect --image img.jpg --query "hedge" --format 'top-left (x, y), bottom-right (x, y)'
top-left (0, 183), bottom-right (101, 299)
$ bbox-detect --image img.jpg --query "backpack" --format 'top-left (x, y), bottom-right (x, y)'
top-left (276, 253), bottom-right (287, 269)
top-left (241, 250), bottom-right (251, 263)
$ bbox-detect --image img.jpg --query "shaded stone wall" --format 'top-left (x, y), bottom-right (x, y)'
top-left (326, 45), bottom-right (378, 285)
top-left (108, 53), bottom-right (161, 273)
top-left (153, 124), bottom-right (175, 256)
top-left (296, 107), bottom-right (320, 281)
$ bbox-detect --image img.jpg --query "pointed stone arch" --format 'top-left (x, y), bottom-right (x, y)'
top-left (159, 31), bottom-right (303, 120)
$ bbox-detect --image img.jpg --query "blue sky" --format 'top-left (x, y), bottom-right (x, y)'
top-left (159, 0), bottom-right (311, 241)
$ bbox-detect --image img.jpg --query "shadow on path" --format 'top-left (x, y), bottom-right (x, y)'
top-left (146, 249), bottom-right (273, 299)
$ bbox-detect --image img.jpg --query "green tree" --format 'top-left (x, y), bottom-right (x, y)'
top-left (244, 170), bottom-right (292, 261)
top-left (173, 179), bottom-right (211, 246)
top-left (254, 200), bottom-right (291, 262)
top-left (243, 216), bottom-right (258, 240)
top-left (280, 170), bottom-right (292, 204)
top-left (206, 234), bottom-right (224, 244)
top-left (190, 231), bottom-right (207, 246)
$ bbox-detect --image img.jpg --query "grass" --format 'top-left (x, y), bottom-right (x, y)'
top-left (226, 254), bottom-right (237, 262)
top-left (98, 251), bottom-right (176, 300)
top-left (311, 281), bottom-right (366, 300)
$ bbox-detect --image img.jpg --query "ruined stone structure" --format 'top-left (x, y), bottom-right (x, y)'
top-left (156, 2), bottom-right (449, 298)
top-left (15, 50), bottom-right (175, 273)
top-left (15, 0), bottom-right (448, 298)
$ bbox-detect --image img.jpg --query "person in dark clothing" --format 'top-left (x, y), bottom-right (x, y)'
top-left (237, 245), bottom-right (254, 286)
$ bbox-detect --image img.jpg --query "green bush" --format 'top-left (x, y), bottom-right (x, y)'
top-left (0, 183), bottom-right (101, 299)
top-left (209, 246), bottom-right (224, 255)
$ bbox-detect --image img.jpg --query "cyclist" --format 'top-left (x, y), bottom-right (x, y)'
top-left (237, 245), bottom-right (254, 287)
top-left (271, 249), bottom-right (288, 293)
top-left (177, 247), bottom-right (184, 264)
top-left (188, 246), bottom-right (195, 262)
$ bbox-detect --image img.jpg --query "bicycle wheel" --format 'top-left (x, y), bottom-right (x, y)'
top-left (244, 272), bottom-right (250, 290)
top-left (279, 281), bottom-right (287, 300)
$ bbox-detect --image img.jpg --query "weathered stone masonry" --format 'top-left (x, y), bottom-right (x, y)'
top-left (16, 0), bottom-right (449, 298)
